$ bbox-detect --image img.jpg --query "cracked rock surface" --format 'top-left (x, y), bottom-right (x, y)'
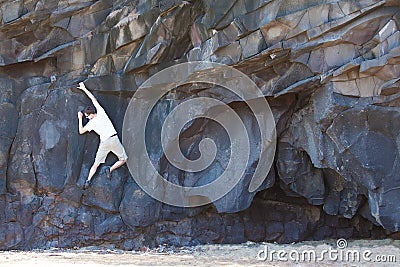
top-left (0, 0), bottom-right (400, 250)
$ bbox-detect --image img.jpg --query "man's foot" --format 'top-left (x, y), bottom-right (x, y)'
top-left (83, 179), bottom-right (92, 190)
top-left (105, 166), bottom-right (112, 180)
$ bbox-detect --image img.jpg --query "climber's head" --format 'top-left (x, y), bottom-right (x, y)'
top-left (83, 106), bottom-right (96, 120)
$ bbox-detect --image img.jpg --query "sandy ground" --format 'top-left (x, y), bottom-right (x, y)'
top-left (1, 239), bottom-right (399, 267)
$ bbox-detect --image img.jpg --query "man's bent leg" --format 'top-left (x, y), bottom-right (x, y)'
top-left (109, 136), bottom-right (128, 174)
top-left (87, 163), bottom-right (100, 181)
top-left (110, 159), bottom-right (126, 173)
top-left (89, 141), bottom-right (109, 180)
top-left (83, 163), bottom-right (100, 189)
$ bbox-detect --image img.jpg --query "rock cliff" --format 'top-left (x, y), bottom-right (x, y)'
top-left (1, 0), bottom-right (399, 249)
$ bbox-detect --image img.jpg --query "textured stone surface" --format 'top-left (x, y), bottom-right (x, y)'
top-left (0, 0), bottom-right (399, 250)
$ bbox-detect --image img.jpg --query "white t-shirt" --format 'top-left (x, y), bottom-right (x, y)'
top-left (85, 101), bottom-right (117, 142)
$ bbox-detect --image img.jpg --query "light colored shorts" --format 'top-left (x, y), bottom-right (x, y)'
top-left (94, 135), bottom-right (128, 165)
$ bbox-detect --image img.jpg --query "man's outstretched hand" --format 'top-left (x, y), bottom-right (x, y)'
top-left (77, 82), bottom-right (86, 90)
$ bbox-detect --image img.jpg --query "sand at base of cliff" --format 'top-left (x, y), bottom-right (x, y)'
top-left (1, 239), bottom-right (399, 266)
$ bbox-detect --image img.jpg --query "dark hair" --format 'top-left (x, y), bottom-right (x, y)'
top-left (83, 106), bottom-right (96, 115)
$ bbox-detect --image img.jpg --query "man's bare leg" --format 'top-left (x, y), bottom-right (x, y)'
top-left (110, 160), bottom-right (126, 173)
top-left (87, 163), bottom-right (100, 181)
top-left (83, 163), bottom-right (100, 189)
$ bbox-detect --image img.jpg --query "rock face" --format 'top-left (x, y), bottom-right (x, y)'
top-left (0, 0), bottom-right (399, 250)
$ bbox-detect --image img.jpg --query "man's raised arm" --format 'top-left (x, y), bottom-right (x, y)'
top-left (77, 111), bottom-right (87, 134)
top-left (77, 82), bottom-right (99, 105)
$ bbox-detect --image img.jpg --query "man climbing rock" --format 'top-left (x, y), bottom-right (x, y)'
top-left (77, 82), bottom-right (128, 189)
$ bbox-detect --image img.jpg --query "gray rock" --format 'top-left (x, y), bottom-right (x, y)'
top-left (1, 0), bottom-right (23, 23)
top-left (277, 142), bottom-right (325, 205)
top-left (83, 166), bottom-right (129, 212)
top-left (0, 222), bottom-right (24, 249)
top-left (1, 0), bottom-right (400, 250)
top-left (119, 180), bottom-right (162, 229)
top-left (94, 215), bottom-right (126, 238)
